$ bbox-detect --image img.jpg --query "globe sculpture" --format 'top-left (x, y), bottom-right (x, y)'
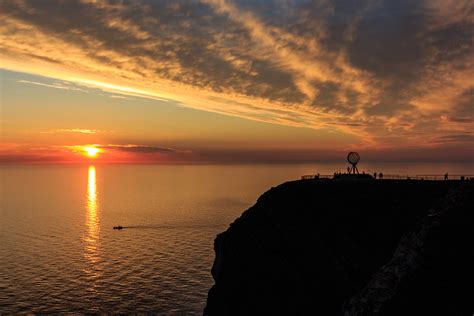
top-left (347, 152), bottom-right (360, 174)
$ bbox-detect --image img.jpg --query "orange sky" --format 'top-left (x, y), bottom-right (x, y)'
top-left (0, 0), bottom-right (473, 163)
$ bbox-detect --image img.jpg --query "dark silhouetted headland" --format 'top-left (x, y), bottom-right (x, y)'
top-left (204, 179), bottom-right (474, 315)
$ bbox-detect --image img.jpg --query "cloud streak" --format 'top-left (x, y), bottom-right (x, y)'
top-left (98, 144), bottom-right (178, 154)
top-left (55, 129), bottom-right (101, 134)
top-left (17, 79), bottom-right (89, 93)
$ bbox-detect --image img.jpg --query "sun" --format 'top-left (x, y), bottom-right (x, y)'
top-left (84, 146), bottom-right (99, 157)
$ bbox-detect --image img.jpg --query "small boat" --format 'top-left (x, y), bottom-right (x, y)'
top-left (113, 225), bottom-right (124, 230)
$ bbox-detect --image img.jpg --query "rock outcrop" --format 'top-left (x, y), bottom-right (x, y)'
top-left (205, 179), bottom-right (474, 315)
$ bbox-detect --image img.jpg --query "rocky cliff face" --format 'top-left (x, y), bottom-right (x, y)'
top-left (204, 180), bottom-right (474, 315)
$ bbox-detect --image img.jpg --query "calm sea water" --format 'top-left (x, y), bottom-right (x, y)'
top-left (1, 163), bottom-right (473, 314)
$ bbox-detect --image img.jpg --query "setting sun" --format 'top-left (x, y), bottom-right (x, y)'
top-left (84, 147), bottom-right (99, 157)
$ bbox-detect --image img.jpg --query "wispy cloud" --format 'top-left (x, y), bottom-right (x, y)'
top-left (17, 79), bottom-right (88, 93)
top-left (16, 78), bottom-right (168, 102)
top-left (57, 128), bottom-right (100, 134)
top-left (39, 128), bottom-right (103, 134)
top-left (431, 134), bottom-right (474, 143)
top-left (99, 144), bottom-right (179, 154)
top-left (61, 143), bottom-right (184, 155)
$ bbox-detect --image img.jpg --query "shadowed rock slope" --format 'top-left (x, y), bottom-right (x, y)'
top-left (204, 180), bottom-right (474, 315)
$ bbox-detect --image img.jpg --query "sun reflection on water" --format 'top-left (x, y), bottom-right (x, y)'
top-left (84, 165), bottom-right (102, 287)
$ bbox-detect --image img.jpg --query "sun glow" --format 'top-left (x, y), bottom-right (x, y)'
top-left (84, 147), bottom-right (99, 157)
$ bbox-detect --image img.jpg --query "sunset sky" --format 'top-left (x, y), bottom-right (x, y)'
top-left (1, 0), bottom-right (473, 163)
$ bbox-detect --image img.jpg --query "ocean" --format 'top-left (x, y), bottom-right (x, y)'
top-left (1, 163), bottom-right (473, 313)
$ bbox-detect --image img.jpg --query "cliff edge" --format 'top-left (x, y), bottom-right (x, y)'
top-left (205, 179), bottom-right (474, 315)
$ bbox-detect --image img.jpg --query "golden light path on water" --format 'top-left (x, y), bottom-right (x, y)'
top-left (84, 165), bottom-right (102, 290)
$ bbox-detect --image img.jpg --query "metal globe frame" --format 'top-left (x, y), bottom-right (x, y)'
top-left (347, 152), bottom-right (360, 174)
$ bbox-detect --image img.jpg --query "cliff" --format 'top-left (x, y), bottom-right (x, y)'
top-left (204, 179), bottom-right (474, 315)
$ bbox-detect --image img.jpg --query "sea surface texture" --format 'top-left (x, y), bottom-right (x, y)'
top-left (0, 163), bottom-right (472, 313)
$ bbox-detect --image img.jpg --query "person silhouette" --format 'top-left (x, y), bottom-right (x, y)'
top-left (444, 173), bottom-right (448, 180)
top-left (373, 172), bottom-right (377, 179)
top-left (379, 172), bottom-right (383, 179)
